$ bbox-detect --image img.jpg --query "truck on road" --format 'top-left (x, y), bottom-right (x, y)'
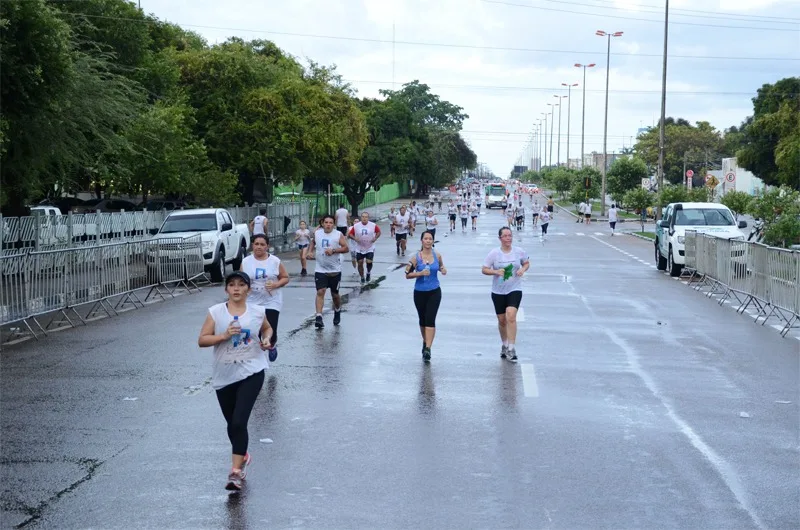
top-left (151, 208), bottom-right (250, 282)
top-left (655, 202), bottom-right (747, 277)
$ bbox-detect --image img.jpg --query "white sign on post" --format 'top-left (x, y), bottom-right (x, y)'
top-left (641, 178), bottom-right (650, 190)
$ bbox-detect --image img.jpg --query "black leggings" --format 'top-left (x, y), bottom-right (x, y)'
top-left (265, 309), bottom-right (279, 346)
top-left (215, 370), bottom-right (265, 456)
top-left (413, 287), bottom-right (442, 327)
top-left (461, 217), bottom-right (468, 228)
top-left (541, 223), bottom-right (549, 234)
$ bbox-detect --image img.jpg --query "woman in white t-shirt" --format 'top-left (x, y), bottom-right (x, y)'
top-left (424, 209), bottom-right (438, 239)
top-left (294, 221), bottom-right (311, 276)
top-left (239, 234), bottom-right (289, 361)
top-left (608, 204), bottom-right (619, 236)
top-left (198, 270), bottom-right (272, 491)
top-left (480, 227), bottom-right (530, 362)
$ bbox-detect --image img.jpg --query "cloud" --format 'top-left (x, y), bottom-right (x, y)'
top-left (144, 0), bottom-right (800, 174)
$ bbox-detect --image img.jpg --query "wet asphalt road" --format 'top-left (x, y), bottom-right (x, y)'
top-left (1, 205), bottom-right (799, 529)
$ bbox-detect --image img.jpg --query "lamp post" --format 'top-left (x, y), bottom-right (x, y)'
top-left (554, 95), bottom-right (568, 167)
top-left (656, 1), bottom-right (670, 221)
top-left (574, 64), bottom-right (596, 169)
top-left (541, 113), bottom-right (549, 168)
top-left (595, 30), bottom-right (623, 217)
top-left (561, 83), bottom-right (579, 169)
top-left (547, 103), bottom-right (558, 170)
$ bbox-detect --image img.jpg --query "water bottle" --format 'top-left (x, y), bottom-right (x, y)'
top-left (423, 264), bottom-right (430, 283)
top-left (231, 315), bottom-right (242, 347)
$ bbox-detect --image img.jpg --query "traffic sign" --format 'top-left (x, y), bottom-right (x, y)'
top-left (725, 172), bottom-right (736, 183)
top-left (705, 175), bottom-right (719, 189)
top-left (686, 169), bottom-right (694, 178)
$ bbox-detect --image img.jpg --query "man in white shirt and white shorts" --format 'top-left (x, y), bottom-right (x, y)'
top-left (348, 211), bottom-right (381, 283)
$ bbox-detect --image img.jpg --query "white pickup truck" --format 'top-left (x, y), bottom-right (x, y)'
top-left (152, 208), bottom-right (250, 282)
top-left (655, 202), bottom-right (748, 277)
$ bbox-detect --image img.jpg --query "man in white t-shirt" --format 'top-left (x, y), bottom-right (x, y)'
top-left (577, 202), bottom-right (586, 223)
top-left (334, 206), bottom-right (350, 235)
top-left (608, 203), bottom-right (619, 236)
top-left (307, 215), bottom-right (349, 329)
top-left (250, 208), bottom-right (268, 235)
top-left (348, 211), bottom-right (381, 283)
top-left (393, 205), bottom-right (411, 256)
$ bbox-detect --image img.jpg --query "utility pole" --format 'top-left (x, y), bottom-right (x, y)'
top-left (554, 95), bottom-right (567, 167)
top-left (562, 83), bottom-right (578, 168)
top-left (548, 103), bottom-right (558, 170)
top-left (656, 1), bottom-right (670, 221)
top-left (596, 30), bottom-right (623, 217)
top-left (574, 64), bottom-right (596, 169)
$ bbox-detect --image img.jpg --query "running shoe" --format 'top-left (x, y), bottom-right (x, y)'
top-left (422, 346), bottom-right (431, 362)
top-left (268, 346), bottom-right (278, 362)
top-left (508, 348), bottom-right (518, 362)
top-left (333, 310), bottom-right (341, 326)
top-left (366, 273), bottom-right (371, 282)
top-left (360, 276), bottom-right (365, 284)
top-left (240, 452), bottom-right (251, 479)
top-left (315, 315), bottom-right (324, 329)
top-left (301, 268), bottom-right (307, 276)
top-left (500, 345), bottom-right (508, 359)
top-left (225, 470), bottom-right (243, 491)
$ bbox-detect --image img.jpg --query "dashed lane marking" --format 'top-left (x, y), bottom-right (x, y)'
top-left (520, 363), bottom-right (540, 397)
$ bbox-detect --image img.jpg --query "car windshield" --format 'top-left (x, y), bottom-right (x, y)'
top-left (487, 185), bottom-right (505, 195)
top-left (160, 214), bottom-right (216, 233)
top-left (675, 208), bottom-right (734, 226)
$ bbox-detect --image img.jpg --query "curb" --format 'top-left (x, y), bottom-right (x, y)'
top-left (625, 232), bottom-right (656, 243)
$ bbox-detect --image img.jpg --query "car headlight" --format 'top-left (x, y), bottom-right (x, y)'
top-left (202, 241), bottom-right (213, 249)
top-left (677, 236), bottom-right (685, 244)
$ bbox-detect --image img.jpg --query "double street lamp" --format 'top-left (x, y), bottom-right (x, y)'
top-left (573, 64), bottom-right (595, 169)
top-left (561, 83), bottom-right (578, 168)
top-left (596, 30), bottom-right (623, 217)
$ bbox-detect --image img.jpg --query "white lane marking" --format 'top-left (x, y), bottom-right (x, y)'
top-left (576, 232), bottom-right (585, 236)
top-left (555, 232), bottom-right (566, 235)
top-left (576, 294), bottom-right (766, 530)
top-left (517, 307), bottom-right (525, 322)
top-left (520, 363), bottom-right (540, 397)
top-left (594, 232), bottom-right (605, 236)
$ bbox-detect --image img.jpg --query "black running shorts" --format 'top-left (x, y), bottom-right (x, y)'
top-left (395, 233), bottom-right (407, 242)
top-left (356, 251), bottom-right (375, 261)
top-left (314, 272), bottom-right (342, 293)
top-left (491, 291), bottom-right (522, 315)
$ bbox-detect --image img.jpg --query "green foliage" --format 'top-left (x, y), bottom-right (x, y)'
top-left (634, 118), bottom-right (722, 185)
top-left (658, 184), bottom-right (688, 206)
top-left (380, 80), bottom-right (469, 131)
top-left (623, 187), bottom-right (654, 212)
top-left (763, 214), bottom-right (800, 248)
top-left (518, 170), bottom-right (539, 183)
top-left (748, 186), bottom-right (800, 247)
top-left (607, 156), bottom-right (648, 203)
top-left (737, 78), bottom-right (800, 189)
top-left (567, 170), bottom-right (599, 205)
top-left (719, 190), bottom-right (752, 219)
top-left (551, 169), bottom-right (574, 199)
top-left (687, 187), bottom-right (709, 202)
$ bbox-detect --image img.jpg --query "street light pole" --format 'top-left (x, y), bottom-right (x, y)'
top-left (574, 64), bottom-right (596, 169)
top-left (562, 83), bottom-right (578, 169)
top-left (656, 0), bottom-right (670, 221)
top-left (554, 95), bottom-right (567, 167)
top-left (548, 103), bottom-right (558, 170)
top-left (596, 30), bottom-right (623, 217)
top-left (542, 112), bottom-right (549, 168)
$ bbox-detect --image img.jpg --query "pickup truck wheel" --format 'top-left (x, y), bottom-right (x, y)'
top-left (655, 241), bottom-right (667, 270)
top-left (231, 241), bottom-right (245, 270)
top-left (209, 247), bottom-right (225, 283)
top-left (668, 246), bottom-right (683, 277)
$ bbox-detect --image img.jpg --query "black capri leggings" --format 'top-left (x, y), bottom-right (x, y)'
top-left (413, 287), bottom-right (442, 328)
top-left (215, 370), bottom-right (265, 456)
top-left (461, 217), bottom-right (468, 228)
top-left (265, 309), bottom-right (279, 346)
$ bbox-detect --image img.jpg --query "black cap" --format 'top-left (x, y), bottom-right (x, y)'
top-left (225, 270), bottom-right (251, 287)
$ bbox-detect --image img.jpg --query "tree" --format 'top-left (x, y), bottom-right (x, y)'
top-left (658, 184), bottom-right (688, 206)
top-left (550, 169), bottom-right (573, 199)
top-left (687, 187), bottom-right (709, 202)
top-left (607, 157), bottom-right (648, 203)
top-left (336, 98), bottom-right (417, 216)
top-left (634, 118), bottom-right (723, 185)
top-left (567, 170), bottom-right (600, 206)
top-left (747, 186), bottom-right (800, 247)
top-left (623, 188), bottom-right (654, 232)
top-left (737, 78), bottom-right (800, 189)
top-left (720, 190), bottom-right (752, 220)
top-left (380, 80), bottom-right (468, 131)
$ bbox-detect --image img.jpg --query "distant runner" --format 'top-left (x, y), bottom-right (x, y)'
top-left (307, 215), bottom-right (349, 329)
top-left (348, 211), bottom-right (381, 283)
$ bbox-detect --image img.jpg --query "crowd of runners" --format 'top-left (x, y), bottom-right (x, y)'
top-left (196, 181), bottom-right (624, 491)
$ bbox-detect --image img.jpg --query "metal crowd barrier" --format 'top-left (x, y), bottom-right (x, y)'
top-left (0, 235), bottom-right (205, 346)
top-left (0, 210), bottom-right (166, 256)
top-left (684, 231), bottom-right (799, 337)
top-left (228, 202), bottom-right (311, 250)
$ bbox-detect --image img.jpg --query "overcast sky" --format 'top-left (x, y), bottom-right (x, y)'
top-left (143, 0), bottom-right (799, 176)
